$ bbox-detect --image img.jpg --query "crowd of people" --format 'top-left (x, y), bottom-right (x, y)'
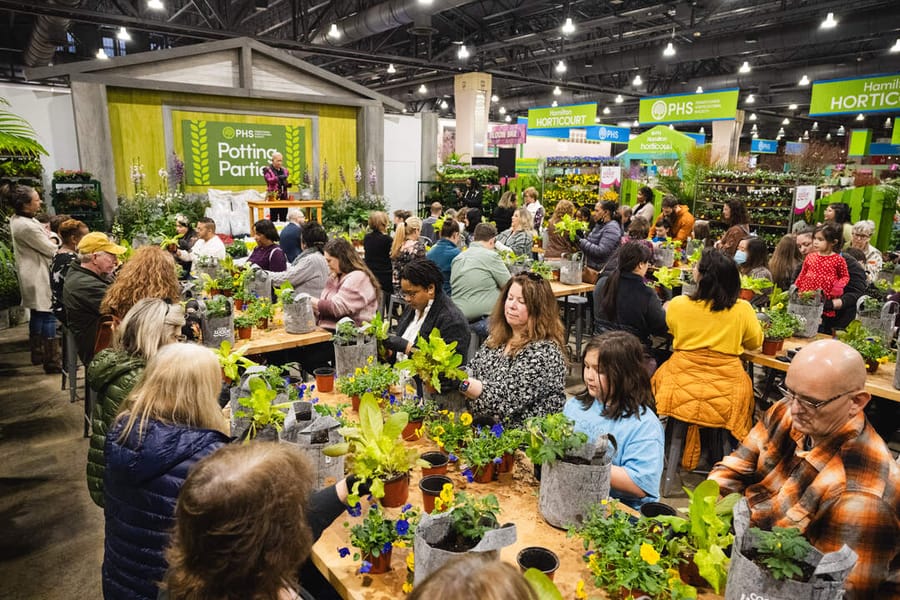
top-left (5, 179), bottom-right (899, 599)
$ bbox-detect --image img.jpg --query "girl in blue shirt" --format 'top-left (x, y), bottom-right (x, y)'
top-left (562, 331), bottom-right (665, 508)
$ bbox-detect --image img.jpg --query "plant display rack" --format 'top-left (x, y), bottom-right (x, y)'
top-left (542, 157), bottom-right (619, 216)
top-left (52, 178), bottom-right (105, 231)
top-left (694, 170), bottom-right (800, 249)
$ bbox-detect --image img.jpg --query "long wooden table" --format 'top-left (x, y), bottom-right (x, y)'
top-left (742, 337), bottom-right (900, 402)
top-left (307, 390), bottom-right (721, 599)
top-left (549, 280), bottom-right (595, 298)
top-left (247, 199), bottom-right (324, 225)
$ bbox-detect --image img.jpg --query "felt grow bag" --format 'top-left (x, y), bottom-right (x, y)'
top-left (538, 435), bottom-right (615, 529)
top-left (333, 337), bottom-right (376, 379)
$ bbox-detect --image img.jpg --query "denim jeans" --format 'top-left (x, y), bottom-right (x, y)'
top-left (29, 310), bottom-right (57, 339)
top-left (469, 317), bottom-right (490, 342)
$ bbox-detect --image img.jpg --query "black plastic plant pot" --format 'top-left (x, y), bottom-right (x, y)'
top-left (516, 546), bottom-right (560, 580)
top-left (640, 502), bottom-right (679, 518)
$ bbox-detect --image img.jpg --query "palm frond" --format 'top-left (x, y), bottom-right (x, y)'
top-left (0, 98), bottom-right (47, 157)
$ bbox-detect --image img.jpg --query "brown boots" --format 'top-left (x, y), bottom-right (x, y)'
top-left (42, 338), bottom-right (62, 374)
top-left (29, 334), bottom-right (43, 365)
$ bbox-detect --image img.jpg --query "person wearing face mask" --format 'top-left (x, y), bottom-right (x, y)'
top-left (736, 237), bottom-right (772, 308)
top-left (562, 332), bottom-right (664, 509)
top-left (578, 200), bottom-right (623, 271)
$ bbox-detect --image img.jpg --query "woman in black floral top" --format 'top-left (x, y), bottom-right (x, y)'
top-left (460, 273), bottom-right (568, 427)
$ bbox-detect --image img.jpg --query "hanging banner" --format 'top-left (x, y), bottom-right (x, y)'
top-left (638, 88), bottom-right (739, 125)
top-left (626, 125), bottom-right (696, 157)
top-left (173, 110), bottom-right (308, 187)
top-left (794, 185), bottom-right (817, 214)
top-left (751, 139), bottom-right (778, 154)
top-left (600, 166), bottom-right (621, 189)
top-left (809, 73), bottom-right (900, 116)
top-left (587, 125), bottom-right (630, 143)
top-left (515, 158), bottom-right (540, 175)
top-left (487, 124), bottom-right (527, 146)
top-left (892, 121), bottom-right (900, 145)
top-left (527, 103), bottom-right (597, 129)
top-left (848, 129), bottom-right (872, 157)
top-left (869, 143), bottom-right (900, 156)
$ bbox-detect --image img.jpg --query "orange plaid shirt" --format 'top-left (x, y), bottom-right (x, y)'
top-left (709, 400), bottom-right (900, 599)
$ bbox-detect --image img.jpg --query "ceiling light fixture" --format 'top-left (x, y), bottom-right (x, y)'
top-left (891, 39), bottom-right (900, 53)
top-left (418, 0), bottom-right (433, 4)
top-left (632, 73), bottom-right (643, 86)
top-left (752, 131), bottom-right (759, 138)
top-left (615, 94), bottom-right (623, 103)
top-left (788, 103), bottom-right (798, 110)
top-left (696, 86), bottom-right (704, 94)
top-left (117, 27), bottom-right (131, 41)
top-left (777, 127), bottom-right (785, 136)
top-left (147, 0), bottom-right (164, 9)
top-left (387, 63), bottom-right (396, 74)
top-left (457, 45), bottom-right (470, 60)
top-left (491, 94), bottom-right (499, 102)
top-left (551, 101), bottom-right (558, 107)
top-left (499, 106), bottom-right (506, 114)
top-left (595, 116), bottom-right (601, 123)
top-left (746, 94), bottom-right (755, 104)
top-left (811, 121), bottom-right (819, 131)
top-left (782, 117), bottom-right (790, 125)
top-left (440, 99), bottom-right (448, 110)
top-left (555, 60), bottom-right (567, 74)
top-left (738, 61), bottom-right (751, 74)
top-left (886, 117), bottom-right (893, 128)
top-left (504, 115), bottom-right (512, 122)
top-left (837, 125), bottom-right (845, 136)
top-left (749, 113), bottom-right (757, 121)
top-left (856, 113), bottom-right (865, 121)
top-left (820, 12), bottom-right (837, 29)
top-left (328, 23), bottom-right (341, 39)
top-left (633, 119), bottom-right (640, 127)
top-left (751, 124), bottom-right (758, 132)
top-left (603, 106), bottom-right (611, 115)
top-left (799, 74), bottom-right (810, 86)
top-left (562, 17), bottom-right (575, 35)
top-left (663, 42), bottom-right (676, 57)
top-left (803, 130), bottom-right (810, 140)
top-left (96, 48), bottom-right (108, 59)
top-left (825, 132), bottom-right (832, 141)
top-left (418, 84), bottom-right (427, 94)
top-left (553, 85), bottom-right (562, 96)
top-left (699, 126), bottom-right (705, 135)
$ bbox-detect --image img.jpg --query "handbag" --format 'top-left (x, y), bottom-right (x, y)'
top-left (582, 265), bottom-right (601, 284)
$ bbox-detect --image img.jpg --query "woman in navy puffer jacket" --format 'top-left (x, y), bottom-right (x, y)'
top-left (102, 343), bottom-right (230, 600)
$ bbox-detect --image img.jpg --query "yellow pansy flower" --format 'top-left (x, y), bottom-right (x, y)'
top-left (433, 425), bottom-right (445, 436)
top-left (394, 540), bottom-right (406, 548)
top-left (459, 412), bottom-right (473, 426)
top-left (640, 542), bottom-right (660, 566)
top-left (575, 579), bottom-right (587, 599)
top-left (367, 355), bottom-right (374, 364)
top-left (402, 582), bottom-right (413, 594)
top-left (406, 552), bottom-right (416, 571)
top-left (439, 483), bottom-right (455, 504)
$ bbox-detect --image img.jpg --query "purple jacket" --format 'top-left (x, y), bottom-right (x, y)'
top-left (317, 270), bottom-right (378, 329)
top-left (263, 165), bottom-right (290, 199)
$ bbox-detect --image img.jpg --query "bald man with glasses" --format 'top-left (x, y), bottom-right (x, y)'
top-left (709, 339), bottom-right (899, 598)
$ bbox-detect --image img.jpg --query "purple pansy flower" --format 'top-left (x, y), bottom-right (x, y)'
top-left (448, 453), bottom-right (458, 462)
top-left (347, 502), bottom-right (362, 517)
top-left (382, 541), bottom-right (392, 554)
top-left (401, 503), bottom-right (413, 513)
top-left (493, 457), bottom-right (502, 464)
top-left (462, 467), bottom-right (474, 483)
top-left (395, 519), bottom-right (409, 535)
top-left (338, 547), bottom-right (350, 558)
top-left (359, 560), bottom-right (372, 574)
top-left (491, 423), bottom-right (504, 438)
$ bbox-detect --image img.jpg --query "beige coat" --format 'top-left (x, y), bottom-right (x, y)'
top-left (9, 215), bottom-right (56, 311)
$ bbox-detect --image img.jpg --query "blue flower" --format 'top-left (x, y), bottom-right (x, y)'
top-left (491, 423), bottom-right (504, 438)
top-left (338, 547), bottom-right (350, 558)
top-left (359, 560), bottom-right (372, 574)
top-left (584, 550), bottom-right (595, 558)
top-left (389, 394), bottom-right (397, 405)
top-left (336, 410), bottom-right (342, 417)
top-left (299, 383), bottom-right (307, 391)
top-left (311, 397), bottom-right (319, 404)
top-left (401, 503), bottom-right (413, 513)
top-left (493, 456), bottom-right (502, 464)
top-left (382, 541), bottom-right (393, 554)
top-left (448, 453), bottom-right (458, 462)
top-left (347, 502), bottom-right (362, 517)
top-left (462, 467), bottom-right (474, 483)
top-left (395, 519), bottom-right (409, 535)
top-left (310, 384), bottom-right (317, 392)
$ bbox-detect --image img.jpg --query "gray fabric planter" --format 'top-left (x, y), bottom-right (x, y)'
top-left (538, 435), bottom-right (615, 529)
top-left (788, 288), bottom-right (823, 338)
top-left (283, 294), bottom-right (316, 334)
top-left (247, 268), bottom-right (272, 300)
top-left (284, 415), bottom-right (345, 489)
top-left (412, 511), bottom-right (517, 584)
top-left (724, 499), bottom-right (857, 600)
top-left (334, 338), bottom-right (376, 379)
top-left (201, 297), bottom-right (234, 348)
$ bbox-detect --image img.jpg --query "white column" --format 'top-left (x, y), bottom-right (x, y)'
top-left (453, 73), bottom-right (492, 159)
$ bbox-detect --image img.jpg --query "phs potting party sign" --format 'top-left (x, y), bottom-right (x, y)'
top-left (638, 88), bottom-right (739, 125)
top-left (809, 73), bottom-right (900, 116)
top-left (172, 110), bottom-right (309, 187)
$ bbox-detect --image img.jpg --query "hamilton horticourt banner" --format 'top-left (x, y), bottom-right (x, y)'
top-left (809, 73), bottom-right (900, 116)
top-left (174, 110), bottom-right (307, 186)
top-left (638, 89), bottom-right (739, 125)
top-left (527, 103), bottom-right (597, 129)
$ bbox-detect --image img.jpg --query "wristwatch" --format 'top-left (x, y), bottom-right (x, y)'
top-left (459, 379), bottom-right (470, 393)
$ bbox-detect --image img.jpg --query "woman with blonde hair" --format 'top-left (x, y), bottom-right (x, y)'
top-left (409, 555), bottom-right (536, 600)
top-left (103, 343), bottom-right (231, 600)
top-left (496, 207), bottom-right (535, 257)
top-left (492, 190), bottom-right (517, 233)
top-left (390, 215), bottom-right (427, 291)
top-left (544, 199), bottom-right (577, 259)
top-left (768, 233), bottom-right (802, 291)
top-left (461, 273), bottom-right (568, 427)
top-left (101, 245), bottom-right (181, 319)
top-left (86, 297), bottom-right (185, 508)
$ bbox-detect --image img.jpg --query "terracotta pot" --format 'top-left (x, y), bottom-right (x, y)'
top-left (363, 547), bottom-right (393, 574)
top-left (221, 289), bottom-right (233, 297)
top-left (402, 420), bottom-right (423, 441)
top-left (761, 338), bottom-right (782, 356)
top-left (776, 338), bottom-right (785, 351)
top-left (256, 317), bottom-right (268, 330)
top-left (516, 546), bottom-right (560, 581)
top-left (419, 474), bottom-right (452, 513)
top-left (234, 298), bottom-right (245, 311)
top-left (472, 462), bottom-right (495, 484)
top-left (351, 394), bottom-right (360, 411)
top-left (551, 268), bottom-right (560, 281)
top-left (380, 473), bottom-right (410, 508)
top-left (498, 452), bottom-right (516, 474)
top-left (866, 358), bottom-right (879, 374)
top-left (739, 289), bottom-right (755, 301)
top-left (313, 367), bottom-right (335, 393)
top-left (420, 451), bottom-right (449, 476)
top-left (208, 288), bottom-right (220, 297)
top-left (236, 326), bottom-right (252, 340)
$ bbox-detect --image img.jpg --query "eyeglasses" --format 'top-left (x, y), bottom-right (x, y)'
top-left (777, 384), bottom-right (855, 411)
top-left (400, 288), bottom-right (422, 299)
top-left (851, 233), bottom-right (871, 238)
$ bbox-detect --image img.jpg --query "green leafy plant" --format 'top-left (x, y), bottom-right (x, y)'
top-left (654, 266), bottom-right (684, 290)
top-left (234, 313), bottom-right (256, 329)
top-left (213, 340), bottom-right (258, 382)
top-left (554, 213), bottom-right (588, 242)
top-left (460, 426), bottom-right (504, 470)
top-left (204, 295), bottom-right (231, 318)
top-left (388, 395), bottom-right (437, 422)
top-left (395, 328), bottom-right (467, 393)
top-left (431, 482), bottom-right (501, 546)
top-left (333, 318), bottom-right (364, 345)
top-left (792, 290), bottom-right (821, 305)
top-left (345, 503), bottom-right (419, 563)
top-left (768, 284), bottom-right (789, 310)
top-left (762, 309), bottom-right (801, 340)
top-left (740, 274), bottom-right (772, 294)
top-left (837, 320), bottom-right (893, 364)
top-left (425, 409), bottom-right (474, 453)
top-left (494, 423), bottom-right (527, 456)
top-left (748, 526), bottom-right (815, 582)
top-left (226, 239), bottom-right (248, 258)
top-left (235, 376), bottom-right (292, 439)
top-left (323, 392), bottom-right (426, 503)
top-left (523, 413), bottom-right (588, 465)
top-left (249, 297), bottom-right (276, 324)
top-left (529, 260), bottom-right (553, 280)
top-left (158, 232), bottom-right (183, 249)
top-left (336, 359), bottom-right (399, 398)
top-left (360, 312), bottom-right (390, 358)
top-left (274, 280), bottom-right (295, 307)
top-left (0, 97), bottom-right (48, 157)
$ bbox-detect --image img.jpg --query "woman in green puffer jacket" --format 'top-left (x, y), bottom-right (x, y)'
top-left (86, 298), bottom-right (185, 507)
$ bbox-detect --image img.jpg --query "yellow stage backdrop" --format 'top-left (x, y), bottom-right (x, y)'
top-left (106, 88), bottom-right (358, 197)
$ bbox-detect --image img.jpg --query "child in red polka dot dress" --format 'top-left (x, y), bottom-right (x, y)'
top-left (793, 223), bottom-right (849, 317)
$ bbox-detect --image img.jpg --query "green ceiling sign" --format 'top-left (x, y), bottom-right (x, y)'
top-left (638, 88), bottom-right (739, 124)
top-left (626, 125), bottom-right (696, 157)
top-left (848, 129), bottom-right (872, 157)
top-left (527, 103), bottom-right (597, 129)
top-left (809, 73), bottom-right (900, 116)
top-left (892, 121), bottom-right (900, 145)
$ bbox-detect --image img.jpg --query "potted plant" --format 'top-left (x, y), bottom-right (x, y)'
top-left (158, 232), bottom-right (183, 252)
top-left (529, 260), bottom-right (553, 280)
top-left (739, 274), bottom-right (772, 301)
top-left (213, 340), bottom-right (258, 384)
top-left (278, 281), bottom-right (316, 334)
top-left (395, 328), bottom-right (467, 394)
top-left (459, 425), bottom-right (504, 484)
top-left (837, 320), bottom-right (893, 373)
top-left (759, 309), bottom-right (800, 355)
top-left (554, 213), bottom-right (588, 243)
top-left (232, 268), bottom-right (255, 311)
top-left (425, 410), bottom-right (474, 455)
top-left (332, 317), bottom-right (376, 378)
top-left (389, 395), bottom-right (437, 441)
top-left (855, 294), bottom-right (900, 343)
top-left (337, 359), bottom-right (400, 411)
top-left (340, 503), bottom-right (419, 574)
top-left (787, 288), bottom-right (823, 338)
top-left (493, 424), bottom-right (527, 478)
top-left (201, 295), bottom-right (234, 349)
top-left (235, 376), bottom-right (292, 441)
top-left (653, 266), bottom-right (683, 291)
top-left (524, 412), bottom-right (588, 476)
top-left (323, 392), bottom-right (426, 506)
top-left (248, 297), bottom-right (275, 329)
top-left (412, 483), bottom-right (517, 584)
top-left (234, 313), bottom-right (255, 340)
top-left (360, 312), bottom-right (390, 360)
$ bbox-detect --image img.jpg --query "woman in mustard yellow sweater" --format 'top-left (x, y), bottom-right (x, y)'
top-left (651, 249), bottom-right (763, 469)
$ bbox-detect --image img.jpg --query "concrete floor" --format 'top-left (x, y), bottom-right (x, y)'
top-left (0, 324), bottom-right (103, 600)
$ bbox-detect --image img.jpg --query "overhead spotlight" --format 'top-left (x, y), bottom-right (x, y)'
top-left (595, 116), bottom-right (601, 123)
top-left (555, 60), bottom-right (567, 74)
top-left (738, 61), bottom-right (751, 74)
top-left (699, 126), bottom-right (705, 135)
top-left (782, 118), bottom-right (790, 125)
top-left (751, 124), bottom-right (758, 132)
top-left (749, 113), bottom-right (757, 121)
top-left (820, 12), bottom-right (837, 29)
top-left (811, 121), bottom-right (819, 131)
top-left (401, 107), bottom-right (407, 113)
top-left (886, 117), bottom-right (893, 128)
top-left (892, 39), bottom-right (900, 53)
top-left (328, 23), bottom-right (341, 39)
top-left (752, 131), bottom-right (759, 138)
top-left (826, 132), bottom-right (832, 141)
top-left (837, 125), bottom-right (845, 136)
top-left (551, 101), bottom-right (558, 107)
top-left (632, 73), bottom-right (643, 86)
top-left (418, 0), bottom-right (433, 4)
top-left (499, 106), bottom-right (506, 114)
top-left (553, 86), bottom-right (562, 96)
top-left (491, 94), bottom-right (499, 102)
top-left (457, 44), bottom-right (470, 60)
top-left (615, 94), bottom-right (623, 103)
top-left (116, 27), bottom-right (131, 41)
top-left (856, 113), bottom-right (865, 121)
top-left (788, 103), bottom-right (798, 110)
top-left (561, 17), bottom-right (575, 35)
top-left (803, 130), bottom-right (810, 140)
top-left (696, 86), bottom-right (703, 94)
top-left (799, 74), bottom-right (810, 86)
top-left (147, 0), bottom-right (164, 9)
top-left (504, 115), bottom-right (512, 122)
top-left (633, 119), bottom-right (640, 127)
top-left (668, 124), bottom-right (674, 129)
top-left (387, 63), bottom-right (396, 74)
top-left (603, 106), bottom-right (611, 115)
top-left (418, 84), bottom-right (427, 94)
top-left (440, 99), bottom-right (448, 110)
top-left (96, 48), bottom-right (108, 59)
top-left (777, 127), bottom-right (785, 136)
top-left (663, 42), bottom-right (676, 57)
top-left (746, 94), bottom-right (755, 104)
